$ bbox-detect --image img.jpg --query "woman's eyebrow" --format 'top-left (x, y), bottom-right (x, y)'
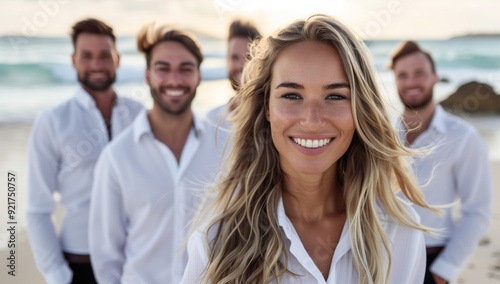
top-left (275, 82), bottom-right (303, 89)
top-left (275, 82), bottom-right (350, 90)
top-left (323, 82), bottom-right (350, 90)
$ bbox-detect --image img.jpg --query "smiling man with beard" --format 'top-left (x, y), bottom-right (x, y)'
top-left (391, 41), bottom-right (492, 284)
top-left (88, 24), bottom-right (225, 284)
top-left (26, 18), bottom-right (143, 284)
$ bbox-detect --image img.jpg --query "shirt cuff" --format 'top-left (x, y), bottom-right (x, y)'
top-left (430, 257), bottom-right (460, 282)
top-left (44, 264), bottom-right (73, 284)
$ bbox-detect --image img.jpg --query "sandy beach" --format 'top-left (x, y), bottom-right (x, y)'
top-left (1, 121), bottom-right (499, 284)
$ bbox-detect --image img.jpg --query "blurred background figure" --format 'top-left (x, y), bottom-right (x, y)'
top-left (227, 19), bottom-right (261, 90)
top-left (206, 19), bottom-right (261, 129)
top-left (391, 40), bottom-right (493, 284)
top-left (89, 23), bottom-right (224, 284)
top-left (25, 18), bottom-right (143, 284)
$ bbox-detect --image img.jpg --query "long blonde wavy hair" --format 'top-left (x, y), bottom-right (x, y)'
top-left (198, 14), bottom-right (437, 284)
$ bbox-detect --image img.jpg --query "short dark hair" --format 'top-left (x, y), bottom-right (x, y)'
top-left (137, 24), bottom-right (203, 68)
top-left (390, 40), bottom-right (436, 73)
top-left (228, 19), bottom-right (261, 42)
top-left (71, 18), bottom-right (116, 49)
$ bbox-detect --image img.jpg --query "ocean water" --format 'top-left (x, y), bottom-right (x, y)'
top-left (0, 35), bottom-right (235, 122)
top-left (1, 36), bottom-right (500, 128)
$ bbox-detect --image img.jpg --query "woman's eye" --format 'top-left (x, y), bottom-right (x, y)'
top-left (281, 93), bottom-right (301, 100)
top-left (327, 94), bottom-right (346, 100)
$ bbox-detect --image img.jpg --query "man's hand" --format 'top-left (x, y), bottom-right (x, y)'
top-left (432, 273), bottom-right (447, 284)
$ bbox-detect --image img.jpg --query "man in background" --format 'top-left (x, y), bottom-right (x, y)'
top-left (206, 19), bottom-right (261, 128)
top-left (89, 24), bottom-right (224, 283)
top-left (226, 19), bottom-right (261, 90)
top-left (26, 18), bottom-right (143, 283)
top-left (390, 40), bottom-right (492, 284)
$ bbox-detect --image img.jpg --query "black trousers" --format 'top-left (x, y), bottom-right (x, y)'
top-left (64, 253), bottom-right (97, 284)
top-left (68, 262), bottom-right (97, 284)
top-left (424, 247), bottom-right (448, 284)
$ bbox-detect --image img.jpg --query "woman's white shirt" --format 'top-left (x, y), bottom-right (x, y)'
top-left (181, 198), bottom-right (426, 283)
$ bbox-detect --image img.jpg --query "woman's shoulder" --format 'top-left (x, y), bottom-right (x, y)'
top-left (395, 197), bottom-right (421, 222)
top-left (182, 219), bottom-right (222, 284)
top-left (379, 199), bottom-right (426, 283)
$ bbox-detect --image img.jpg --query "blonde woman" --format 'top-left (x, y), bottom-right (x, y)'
top-left (181, 14), bottom-right (437, 284)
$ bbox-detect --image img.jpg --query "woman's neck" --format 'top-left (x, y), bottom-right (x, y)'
top-left (282, 170), bottom-right (343, 223)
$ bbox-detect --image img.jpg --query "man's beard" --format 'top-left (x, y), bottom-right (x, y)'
top-left (228, 72), bottom-right (240, 91)
top-left (401, 89), bottom-right (434, 110)
top-left (150, 86), bottom-right (196, 115)
top-left (79, 72), bottom-right (115, 92)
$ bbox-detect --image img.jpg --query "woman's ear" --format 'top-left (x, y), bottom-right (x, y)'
top-left (265, 108), bottom-right (270, 121)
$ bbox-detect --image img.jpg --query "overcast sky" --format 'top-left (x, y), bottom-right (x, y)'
top-left (2, 0), bottom-right (500, 39)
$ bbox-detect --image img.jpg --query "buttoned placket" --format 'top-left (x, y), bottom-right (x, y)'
top-left (76, 95), bottom-right (110, 157)
top-left (84, 91), bottom-right (126, 144)
top-left (150, 127), bottom-right (200, 185)
top-left (89, 106), bottom-right (110, 143)
top-left (278, 200), bottom-right (351, 283)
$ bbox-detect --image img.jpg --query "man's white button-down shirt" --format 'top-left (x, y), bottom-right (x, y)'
top-left (397, 105), bottom-right (492, 281)
top-left (206, 103), bottom-right (232, 132)
top-left (89, 110), bottom-right (225, 284)
top-left (181, 198), bottom-right (426, 283)
top-left (26, 86), bottom-right (143, 284)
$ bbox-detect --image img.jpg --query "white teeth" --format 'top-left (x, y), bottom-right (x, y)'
top-left (166, 90), bottom-right (184, 97)
top-left (406, 88), bottom-right (421, 96)
top-left (306, 140), bottom-right (313, 148)
top-left (292, 138), bottom-right (331, 149)
top-left (89, 72), bottom-right (106, 78)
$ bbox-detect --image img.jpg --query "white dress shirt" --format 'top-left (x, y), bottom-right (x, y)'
top-left (205, 103), bottom-right (233, 168)
top-left (397, 105), bottom-right (492, 281)
top-left (181, 198), bottom-right (426, 283)
top-left (206, 103), bottom-right (232, 132)
top-left (26, 86), bottom-right (143, 284)
top-left (89, 110), bottom-right (225, 284)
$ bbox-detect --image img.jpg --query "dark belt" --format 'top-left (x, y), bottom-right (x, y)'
top-left (64, 252), bottom-right (91, 264)
top-left (426, 246), bottom-right (444, 255)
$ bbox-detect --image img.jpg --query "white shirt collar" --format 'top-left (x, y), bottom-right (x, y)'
top-left (74, 85), bottom-right (123, 111)
top-left (277, 196), bottom-right (351, 276)
top-left (428, 104), bottom-right (447, 133)
top-left (74, 86), bottom-right (96, 110)
top-left (133, 109), bottom-right (205, 143)
top-left (396, 104), bottom-right (448, 139)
